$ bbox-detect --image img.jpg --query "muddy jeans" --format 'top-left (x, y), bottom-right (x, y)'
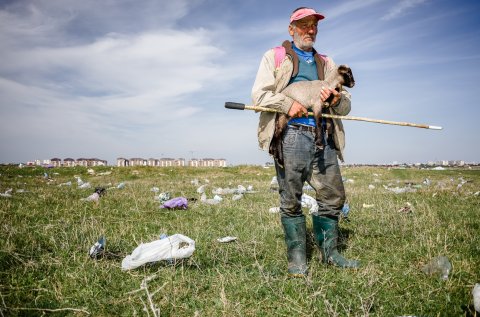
top-left (275, 125), bottom-right (346, 218)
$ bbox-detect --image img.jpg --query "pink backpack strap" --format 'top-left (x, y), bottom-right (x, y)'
top-left (273, 46), bottom-right (286, 69)
top-left (317, 53), bottom-right (329, 66)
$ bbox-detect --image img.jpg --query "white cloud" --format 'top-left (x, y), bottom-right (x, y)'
top-left (381, 0), bottom-right (428, 21)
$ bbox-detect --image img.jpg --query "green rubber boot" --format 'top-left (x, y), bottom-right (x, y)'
top-left (281, 216), bottom-right (308, 277)
top-left (312, 215), bottom-right (360, 268)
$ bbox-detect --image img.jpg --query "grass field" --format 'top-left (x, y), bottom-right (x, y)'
top-left (0, 165), bottom-right (479, 316)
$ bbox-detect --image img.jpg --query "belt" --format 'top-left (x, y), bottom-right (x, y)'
top-left (288, 124), bottom-right (316, 133)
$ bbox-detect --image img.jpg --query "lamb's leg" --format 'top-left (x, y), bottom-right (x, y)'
top-left (269, 114), bottom-right (289, 167)
top-left (312, 103), bottom-right (324, 150)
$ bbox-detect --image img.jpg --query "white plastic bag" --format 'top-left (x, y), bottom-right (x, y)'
top-left (121, 234), bottom-right (195, 270)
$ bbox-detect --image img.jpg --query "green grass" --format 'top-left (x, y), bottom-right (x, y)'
top-left (0, 165), bottom-right (479, 316)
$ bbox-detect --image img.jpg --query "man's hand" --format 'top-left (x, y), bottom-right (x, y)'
top-left (320, 87), bottom-right (342, 107)
top-left (288, 101), bottom-right (309, 118)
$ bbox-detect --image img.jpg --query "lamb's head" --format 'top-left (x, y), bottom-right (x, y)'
top-left (337, 65), bottom-right (355, 88)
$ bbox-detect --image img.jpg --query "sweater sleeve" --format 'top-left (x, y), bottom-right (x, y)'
top-left (251, 49), bottom-right (294, 114)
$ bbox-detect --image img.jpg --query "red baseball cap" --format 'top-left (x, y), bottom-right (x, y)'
top-left (290, 8), bottom-right (325, 23)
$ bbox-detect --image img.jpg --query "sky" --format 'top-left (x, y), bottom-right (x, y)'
top-left (0, 0), bottom-right (479, 166)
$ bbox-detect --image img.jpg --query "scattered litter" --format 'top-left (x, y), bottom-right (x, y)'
top-left (151, 187), bottom-right (160, 193)
top-left (432, 166), bottom-right (445, 170)
top-left (159, 233), bottom-right (174, 264)
top-left (75, 176), bottom-right (84, 186)
top-left (368, 184), bottom-right (375, 190)
top-left (397, 202), bottom-right (413, 213)
top-left (269, 207), bottom-right (280, 213)
top-left (213, 185), bottom-right (255, 195)
top-left (423, 178), bottom-right (431, 186)
top-left (473, 284), bottom-right (480, 313)
top-left (160, 197), bottom-right (188, 210)
top-left (362, 203), bottom-right (375, 209)
top-left (343, 178), bottom-right (355, 184)
top-left (0, 188), bottom-right (13, 198)
top-left (156, 192), bottom-right (170, 204)
top-left (474, 191), bottom-right (480, 196)
top-left (15, 189), bottom-right (29, 193)
top-left (191, 178), bottom-right (199, 186)
top-left (217, 236), bottom-right (237, 243)
top-left (98, 171), bottom-right (112, 176)
top-left (121, 234), bottom-right (195, 270)
top-left (200, 193), bottom-right (222, 205)
top-left (457, 178), bottom-right (468, 189)
top-left (81, 192), bottom-right (100, 202)
top-left (87, 168), bottom-right (95, 175)
top-left (81, 187), bottom-right (106, 202)
top-left (383, 185), bottom-right (417, 194)
top-left (116, 182), bottom-right (125, 189)
top-left (89, 236), bottom-right (105, 259)
top-left (232, 193), bottom-right (243, 201)
top-left (341, 203), bottom-right (350, 218)
top-left (58, 181), bottom-right (72, 187)
top-left (302, 194), bottom-right (318, 214)
top-left (268, 194), bottom-right (318, 214)
top-left (79, 182), bottom-right (92, 189)
top-left (421, 255), bottom-right (452, 280)
top-left (270, 176), bottom-right (279, 191)
top-left (196, 184), bottom-right (207, 194)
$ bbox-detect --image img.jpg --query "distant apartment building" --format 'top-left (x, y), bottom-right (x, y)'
top-left (117, 157), bottom-right (225, 167)
top-left (27, 158), bottom-right (107, 167)
top-left (188, 158), bottom-right (227, 167)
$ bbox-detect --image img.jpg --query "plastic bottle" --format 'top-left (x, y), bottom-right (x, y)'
top-left (421, 256), bottom-right (452, 280)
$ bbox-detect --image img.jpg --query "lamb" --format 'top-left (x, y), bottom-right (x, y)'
top-left (269, 64), bottom-right (355, 167)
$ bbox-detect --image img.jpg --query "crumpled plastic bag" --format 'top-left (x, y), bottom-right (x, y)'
top-left (160, 197), bottom-right (188, 209)
top-left (473, 283), bottom-right (480, 313)
top-left (301, 193), bottom-right (318, 214)
top-left (121, 234), bottom-right (195, 270)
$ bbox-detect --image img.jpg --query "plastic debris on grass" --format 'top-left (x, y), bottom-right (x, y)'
top-left (397, 202), bottom-right (413, 213)
top-left (200, 193), bottom-right (222, 205)
top-left (156, 192), bottom-right (170, 204)
top-left (270, 176), bottom-right (279, 191)
top-left (341, 203), bottom-right (350, 218)
top-left (383, 185), bottom-right (417, 194)
top-left (196, 184), bottom-right (207, 194)
top-left (160, 197), bottom-right (188, 210)
top-left (121, 234), bottom-right (195, 270)
top-left (368, 184), bottom-right (375, 190)
top-left (362, 203), bottom-right (375, 209)
top-left (89, 236), bottom-right (105, 259)
top-left (217, 236), bottom-right (237, 243)
top-left (421, 255), bottom-right (452, 280)
top-left (58, 181), bottom-right (72, 187)
top-left (473, 284), bottom-right (480, 313)
top-left (232, 193), bottom-right (243, 201)
top-left (81, 187), bottom-right (106, 202)
top-left (269, 194), bottom-right (318, 214)
top-left (0, 188), bottom-right (12, 198)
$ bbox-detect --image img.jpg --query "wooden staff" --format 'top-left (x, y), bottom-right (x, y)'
top-left (225, 102), bottom-right (443, 130)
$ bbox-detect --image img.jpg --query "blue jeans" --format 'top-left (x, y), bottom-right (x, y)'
top-left (275, 126), bottom-right (346, 218)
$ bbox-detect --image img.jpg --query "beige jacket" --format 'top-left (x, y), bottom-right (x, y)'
top-left (251, 47), bottom-right (352, 162)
